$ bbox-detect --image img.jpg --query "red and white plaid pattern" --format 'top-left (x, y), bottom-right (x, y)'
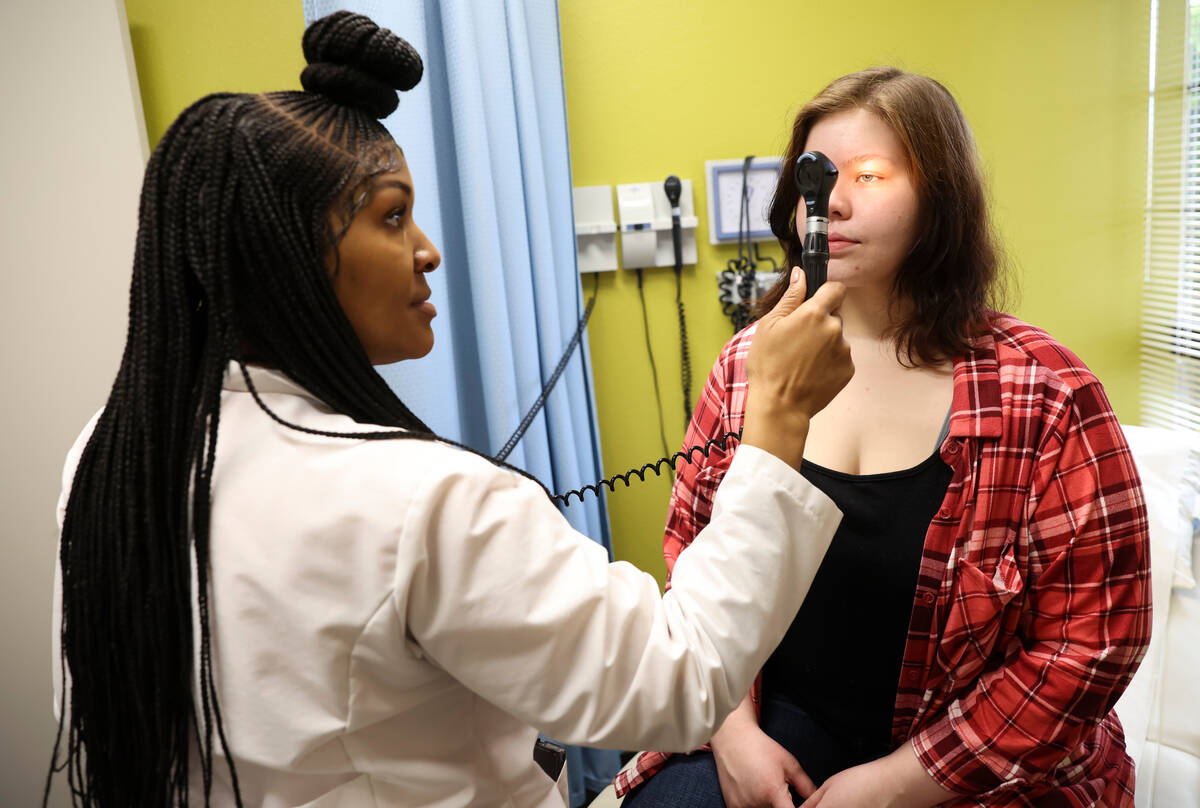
top-left (614, 314), bottom-right (1150, 807)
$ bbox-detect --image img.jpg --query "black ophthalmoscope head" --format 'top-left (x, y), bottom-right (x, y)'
top-left (794, 151), bottom-right (838, 221)
top-left (664, 174), bottom-right (682, 207)
top-left (793, 151), bottom-right (838, 299)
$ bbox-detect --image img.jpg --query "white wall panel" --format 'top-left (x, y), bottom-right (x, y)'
top-left (0, 1), bottom-right (147, 803)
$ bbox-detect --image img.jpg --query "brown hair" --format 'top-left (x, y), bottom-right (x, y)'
top-left (757, 67), bottom-right (1004, 365)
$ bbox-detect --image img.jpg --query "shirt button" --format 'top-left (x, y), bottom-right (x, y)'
top-left (945, 440), bottom-right (961, 454)
top-left (903, 670), bottom-right (921, 685)
top-left (937, 507), bottom-right (952, 519)
top-left (919, 590), bottom-right (936, 605)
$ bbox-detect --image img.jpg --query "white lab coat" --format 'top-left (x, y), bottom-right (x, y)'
top-left (53, 363), bottom-right (839, 807)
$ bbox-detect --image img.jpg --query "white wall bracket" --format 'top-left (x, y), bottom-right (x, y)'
top-left (573, 185), bottom-right (618, 273)
top-left (615, 179), bottom-right (699, 269)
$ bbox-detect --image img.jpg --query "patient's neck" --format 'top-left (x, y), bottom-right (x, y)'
top-left (838, 284), bottom-right (910, 345)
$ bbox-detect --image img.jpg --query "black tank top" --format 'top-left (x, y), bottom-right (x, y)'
top-left (761, 445), bottom-right (953, 759)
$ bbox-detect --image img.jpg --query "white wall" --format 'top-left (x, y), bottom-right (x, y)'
top-left (0, 0), bottom-right (147, 803)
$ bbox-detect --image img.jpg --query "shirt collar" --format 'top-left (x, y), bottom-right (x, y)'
top-left (222, 361), bottom-right (327, 407)
top-left (948, 326), bottom-right (1004, 440)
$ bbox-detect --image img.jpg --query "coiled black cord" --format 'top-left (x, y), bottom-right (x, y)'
top-left (717, 261), bottom-right (757, 333)
top-left (675, 268), bottom-right (692, 426)
top-left (553, 430), bottom-right (741, 506)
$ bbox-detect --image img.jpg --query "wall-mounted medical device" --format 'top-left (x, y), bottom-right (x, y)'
top-left (572, 185), bottom-right (619, 273)
top-left (614, 179), bottom-right (698, 269)
top-left (705, 156), bottom-right (783, 245)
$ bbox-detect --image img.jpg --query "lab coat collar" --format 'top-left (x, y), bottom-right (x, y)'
top-left (222, 361), bottom-right (324, 404)
top-left (221, 362), bottom-right (418, 436)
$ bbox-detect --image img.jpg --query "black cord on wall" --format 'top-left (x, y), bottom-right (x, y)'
top-left (635, 267), bottom-right (672, 466)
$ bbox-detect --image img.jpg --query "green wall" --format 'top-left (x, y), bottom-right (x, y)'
top-left (124, 0), bottom-right (304, 146)
top-left (562, 0), bottom-right (1149, 585)
top-left (122, 1), bottom-right (1149, 588)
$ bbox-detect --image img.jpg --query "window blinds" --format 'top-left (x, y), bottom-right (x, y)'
top-left (1143, 0), bottom-right (1200, 430)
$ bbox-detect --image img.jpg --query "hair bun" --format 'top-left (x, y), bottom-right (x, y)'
top-left (300, 11), bottom-right (423, 119)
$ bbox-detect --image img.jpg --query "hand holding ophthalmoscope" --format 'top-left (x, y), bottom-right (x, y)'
top-left (742, 269), bottom-right (851, 471)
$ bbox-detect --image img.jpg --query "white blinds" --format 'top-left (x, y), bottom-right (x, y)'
top-left (1144, 0), bottom-right (1200, 430)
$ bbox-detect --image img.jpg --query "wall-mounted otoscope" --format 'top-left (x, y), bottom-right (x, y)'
top-left (664, 175), bottom-right (684, 269)
top-left (793, 151), bottom-right (838, 300)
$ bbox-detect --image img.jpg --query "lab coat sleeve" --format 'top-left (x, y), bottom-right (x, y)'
top-left (400, 445), bottom-right (840, 753)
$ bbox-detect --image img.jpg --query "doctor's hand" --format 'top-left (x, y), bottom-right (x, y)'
top-left (710, 705), bottom-right (815, 808)
top-left (743, 267), bottom-right (851, 471)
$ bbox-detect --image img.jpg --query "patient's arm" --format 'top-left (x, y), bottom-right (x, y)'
top-left (799, 742), bottom-right (953, 808)
top-left (662, 343), bottom-right (743, 580)
top-left (907, 382), bottom-right (1150, 795)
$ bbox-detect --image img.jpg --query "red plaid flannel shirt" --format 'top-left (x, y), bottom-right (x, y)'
top-left (614, 314), bottom-right (1151, 807)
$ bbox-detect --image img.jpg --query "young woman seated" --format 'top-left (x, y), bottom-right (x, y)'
top-left (618, 67), bottom-right (1150, 808)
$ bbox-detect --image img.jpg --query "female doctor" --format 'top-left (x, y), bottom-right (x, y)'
top-left (47, 12), bottom-right (853, 808)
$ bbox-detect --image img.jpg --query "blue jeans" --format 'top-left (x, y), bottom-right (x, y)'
top-left (621, 698), bottom-right (866, 808)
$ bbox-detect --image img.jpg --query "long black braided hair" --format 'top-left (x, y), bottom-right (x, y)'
top-left (47, 11), bottom-right (544, 807)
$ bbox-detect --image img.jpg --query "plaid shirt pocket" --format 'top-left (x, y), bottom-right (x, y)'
top-left (935, 545), bottom-right (1024, 686)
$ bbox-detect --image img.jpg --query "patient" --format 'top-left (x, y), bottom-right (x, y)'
top-left (618, 67), bottom-right (1152, 807)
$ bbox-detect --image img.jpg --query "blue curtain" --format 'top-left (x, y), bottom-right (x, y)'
top-left (303, 2), bottom-right (620, 803)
